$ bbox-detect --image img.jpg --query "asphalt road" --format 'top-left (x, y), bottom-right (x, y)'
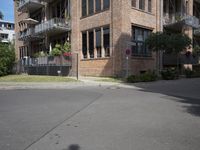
top-left (0, 79), bottom-right (200, 150)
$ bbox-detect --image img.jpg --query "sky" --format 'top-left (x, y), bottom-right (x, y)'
top-left (0, 0), bottom-right (14, 22)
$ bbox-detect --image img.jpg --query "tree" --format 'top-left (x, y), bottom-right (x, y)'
top-left (0, 43), bottom-right (15, 76)
top-left (0, 11), bottom-right (4, 20)
top-left (145, 32), bottom-right (191, 73)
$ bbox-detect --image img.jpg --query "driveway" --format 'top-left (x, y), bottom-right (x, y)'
top-left (0, 78), bottom-right (200, 150)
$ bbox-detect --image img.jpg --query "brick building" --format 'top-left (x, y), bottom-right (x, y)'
top-left (14, 0), bottom-right (200, 77)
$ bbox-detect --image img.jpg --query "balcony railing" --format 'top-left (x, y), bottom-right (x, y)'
top-left (18, 0), bottom-right (44, 13)
top-left (18, 27), bottom-right (42, 41)
top-left (35, 18), bottom-right (71, 34)
top-left (163, 15), bottom-right (200, 29)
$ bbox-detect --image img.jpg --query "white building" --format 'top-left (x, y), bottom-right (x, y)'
top-left (0, 20), bottom-right (15, 43)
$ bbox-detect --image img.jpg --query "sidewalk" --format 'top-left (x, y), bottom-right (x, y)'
top-left (0, 76), bottom-right (139, 90)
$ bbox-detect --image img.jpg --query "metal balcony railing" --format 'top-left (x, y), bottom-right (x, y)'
top-left (18, 0), bottom-right (44, 13)
top-left (35, 18), bottom-right (71, 34)
top-left (18, 27), bottom-right (42, 41)
top-left (163, 15), bottom-right (199, 29)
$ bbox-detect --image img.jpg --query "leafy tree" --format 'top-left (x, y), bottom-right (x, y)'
top-left (0, 11), bottom-right (4, 20)
top-left (0, 43), bottom-right (15, 76)
top-left (145, 32), bottom-right (191, 73)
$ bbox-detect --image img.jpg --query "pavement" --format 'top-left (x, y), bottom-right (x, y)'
top-left (0, 77), bottom-right (200, 150)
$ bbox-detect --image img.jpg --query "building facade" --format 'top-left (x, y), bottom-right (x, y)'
top-left (0, 20), bottom-right (15, 43)
top-left (14, 0), bottom-right (200, 77)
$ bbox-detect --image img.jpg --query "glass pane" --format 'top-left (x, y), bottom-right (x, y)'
top-left (89, 0), bottom-right (94, 14)
top-left (96, 0), bottom-right (101, 12)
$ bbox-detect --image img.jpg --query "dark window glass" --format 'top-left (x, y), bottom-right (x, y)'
top-left (61, 0), bottom-right (65, 18)
top-left (82, 32), bottom-right (87, 59)
top-left (96, 28), bottom-right (101, 58)
top-left (103, 0), bottom-right (110, 9)
top-left (132, 0), bottom-right (136, 7)
top-left (82, 0), bottom-right (87, 16)
top-left (148, 0), bottom-right (151, 12)
top-left (89, 0), bottom-right (94, 15)
top-left (96, 0), bottom-right (101, 12)
top-left (57, 3), bottom-right (61, 18)
top-left (132, 26), bottom-right (152, 57)
top-left (103, 27), bottom-right (110, 57)
top-left (89, 31), bottom-right (94, 58)
top-left (139, 0), bottom-right (145, 10)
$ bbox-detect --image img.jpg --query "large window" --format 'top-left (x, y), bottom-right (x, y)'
top-left (82, 0), bottom-right (87, 16)
top-left (132, 26), bottom-right (152, 57)
top-left (89, 0), bottom-right (94, 15)
top-left (103, 0), bottom-right (110, 9)
top-left (96, 28), bottom-right (101, 58)
top-left (82, 26), bottom-right (110, 59)
top-left (132, 0), bottom-right (136, 7)
top-left (139, 0), bottom-right (145, 10)
top-left (82, 0), bottom-right (110, 17)
top-left (89, 30), bottom-right (94, 58)
top-left (82, 32), bottom-right (87, 58)
top-left (103, 27), bottom-right (110, 57)
top-left (96, 0), bottom-right (101, 12)
top-left (148, 0), bottom-right (151, 12)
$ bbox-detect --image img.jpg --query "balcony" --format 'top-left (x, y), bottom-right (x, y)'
top-left (18, 0), bottom-right (44, 13)
top-left (35, 18), bottom-right (71, 35)
top-left (163, 15), bottom-right (200, 31)
top-left (18, 27), bottom-right (43, 41)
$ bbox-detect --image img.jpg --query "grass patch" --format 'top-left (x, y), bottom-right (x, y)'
top-left (0, 75), bottom-right (77, 82)
top-left (95, 77), bottom-right (123, 83)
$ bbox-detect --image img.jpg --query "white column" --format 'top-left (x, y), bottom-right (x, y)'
top-left (101, 27), bottom-right (105, 57)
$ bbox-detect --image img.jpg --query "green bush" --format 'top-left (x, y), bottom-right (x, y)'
top-left (185, 68), bottom-right (200, 78)
top-left (0, 43), bottom-right (15, 76)
top-left (127, 71), bottom-right (157, 83)
top-left (161, 68), bottom-right (178, 80)
top-left (185, 68), bottom-right (194, 78)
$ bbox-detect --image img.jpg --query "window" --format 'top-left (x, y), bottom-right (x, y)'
top-left (132, 26), bottom-right (152, 57)
top-left (139, 0), bottom-right (145, 10)
top-left (89, 0), bottom-right (94, 15)
top-left (82, 32), bottom-right (87, 58)
top-left (89, 30), bottom-right (94, 58)
top-left (82, 26), bottom-right (110, 59)
top-left (132, 0), bottom-right (136, 7)
top-left (0, 33), bottom-right (8, 39)
top-left (82, 0), bottom-right (87, 16)
top-left (148, 0), bottom-right (151, 12)
top-left (96, 0), bottom-right (101, 12)
top-left (96, 28), bottom-right (101, 58)
top-left (103, 0), bottom-right (110, 9)
top-left (103, 27), bottom-right (110, 57)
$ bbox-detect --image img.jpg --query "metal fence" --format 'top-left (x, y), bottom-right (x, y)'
top-left (16, 55), bottom-right (72, 76)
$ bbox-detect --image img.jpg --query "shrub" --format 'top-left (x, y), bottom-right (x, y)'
top-left (127, 75), bottom-right (141, 83)
top-left (184, 68), bottom-right (194, 78)
top-left (161, 68), bottom-right (178, 80)
top-left (185, 68), bottom-right (200, 78)
top-left (127, 71), bottom-right (157, 83)
top-left (0, 43), bottom-right (15, 76)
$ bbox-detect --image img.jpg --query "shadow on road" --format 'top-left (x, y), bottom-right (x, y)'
top-left (132, 78), bottom-right (200, 117)
top-left (63, 144), bottom-right (80, 150)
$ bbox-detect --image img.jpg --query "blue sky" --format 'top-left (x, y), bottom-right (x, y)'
top-left (0, 0), bottom-right (14, 22)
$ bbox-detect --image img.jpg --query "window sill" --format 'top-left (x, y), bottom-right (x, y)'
top-left (80, 8), bottom-right (110, 20)
top-left (81, 57), bottom-right (110, 61)
top-left (131, 7), bottom-right (154, 16)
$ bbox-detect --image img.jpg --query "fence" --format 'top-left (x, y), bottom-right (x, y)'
top-left (16, 55), bottom-right (72, 76)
